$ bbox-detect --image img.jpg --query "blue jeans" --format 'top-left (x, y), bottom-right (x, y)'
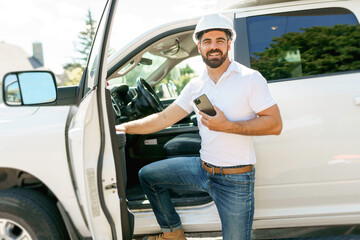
top-left (138, 156), bottom-right (255, 240)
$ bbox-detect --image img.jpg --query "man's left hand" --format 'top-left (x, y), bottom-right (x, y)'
top-left (198, 105), bottom-right (230, 132)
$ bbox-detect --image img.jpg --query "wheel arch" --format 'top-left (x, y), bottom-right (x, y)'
top-left (0, 167), bottom-right (83, 239)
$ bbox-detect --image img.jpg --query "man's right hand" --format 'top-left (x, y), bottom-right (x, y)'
top-left (115, 124), bottom-right (126, 133)
top-left (113, 103), bottom-right (188, 135)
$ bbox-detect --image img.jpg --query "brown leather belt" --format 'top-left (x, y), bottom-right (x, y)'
top-left (201, 160), bottom-right (253, 175)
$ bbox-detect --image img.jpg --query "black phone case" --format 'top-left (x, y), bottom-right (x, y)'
top-left (193, 94), bottom-right (216, 116)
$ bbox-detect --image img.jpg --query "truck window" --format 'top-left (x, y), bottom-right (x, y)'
top-left (155, 56), bottom-right (202, 100)
top-left (245, 8), bottom-right (360, 82)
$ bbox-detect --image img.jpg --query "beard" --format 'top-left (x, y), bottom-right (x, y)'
top-left (201, 48), bottom-right (228, 68)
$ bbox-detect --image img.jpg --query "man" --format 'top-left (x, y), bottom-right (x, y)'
top-left (116, 13), bottom-right (282, 240)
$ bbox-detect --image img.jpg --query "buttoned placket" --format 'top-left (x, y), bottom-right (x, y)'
top-left (202, 73), bottom-right (216, 103)
top-left (203, 61), bottom-right (239, 102)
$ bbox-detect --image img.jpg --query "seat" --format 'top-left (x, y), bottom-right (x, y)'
top-left (164, 133), bottom-right (201, 157)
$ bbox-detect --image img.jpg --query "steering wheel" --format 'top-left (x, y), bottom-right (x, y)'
top-left (136, 77), bottom-right (164, 112)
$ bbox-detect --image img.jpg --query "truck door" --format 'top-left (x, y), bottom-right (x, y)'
top-left (67, 0), bottom-right (133, 239)
top-left (235, 5), bottom-right (360, 226)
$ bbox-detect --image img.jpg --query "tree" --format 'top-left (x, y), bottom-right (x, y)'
top-left (75, 9), bottom-right (97, 67)
top-left (175, 64), bottom-right (195, 91)
top-left (61, 9), bottom-right (96, 86)
top-left (63, 67), bottom-right (84, 86)
top-left (250, 24), bottom-right (360, 81)
top-left (159, 64), bottom-right (196, 95)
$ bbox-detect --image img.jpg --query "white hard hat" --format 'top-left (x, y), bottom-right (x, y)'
top-left (193, 13), bottom-right (236, 44)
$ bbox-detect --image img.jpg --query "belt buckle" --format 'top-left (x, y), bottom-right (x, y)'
top-left (205, 162), bottom-right (215, 174)
top-left (204, 161), bottom-right (215, 174)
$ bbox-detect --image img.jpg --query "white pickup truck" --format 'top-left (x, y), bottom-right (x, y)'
top-left (1, 0), bottom-right (360, 239)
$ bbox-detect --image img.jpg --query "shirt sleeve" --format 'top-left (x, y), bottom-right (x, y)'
top-left (173, 79), bottom-right (196, 114)
top-left (249, 71), bottom-right (276, 113)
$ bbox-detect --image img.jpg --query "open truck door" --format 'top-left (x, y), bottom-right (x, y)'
top-left (67, 0), bottom-right (134, 239)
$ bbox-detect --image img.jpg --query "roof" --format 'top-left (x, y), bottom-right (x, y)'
top-left (0, 42), bottom-right (44, 81)
top-left (224, 0), bottom-right (302, 9)
top-left (0, 42), bottom-right (46, 104)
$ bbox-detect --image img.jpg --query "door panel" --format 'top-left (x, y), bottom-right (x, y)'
top-left (68, 0), bottom-right (130, 238)
top-left (235, 5), bottom-right (360, 227)
top-left (254, 73), bottom-right (360, 225)
top-left (68, 90), bottom-right (113, 237)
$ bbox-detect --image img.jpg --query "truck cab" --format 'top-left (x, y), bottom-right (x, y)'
top-left (1, 0), bottom-right (360, 239)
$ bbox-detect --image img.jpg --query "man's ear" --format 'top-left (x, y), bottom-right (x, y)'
top-left (228, 40), bottom-right (232, 51)
top-left (197, 42), bottom-right (201, 54)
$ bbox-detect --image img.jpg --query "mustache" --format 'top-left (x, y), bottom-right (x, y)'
top-left (207, 49), bottom-right (223, 56)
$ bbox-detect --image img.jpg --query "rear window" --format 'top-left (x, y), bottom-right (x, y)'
top-left (245, 8), bottom-right (360, 81)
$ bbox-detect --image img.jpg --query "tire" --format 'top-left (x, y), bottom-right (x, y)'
top-left (0, 188), bottom-right (69, 240)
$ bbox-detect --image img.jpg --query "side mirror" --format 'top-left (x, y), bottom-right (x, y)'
top-left (157, 81), bottom-right (179, 99)
top-left (3, 71), bottom-right (57, 106)
top-left (166, 81), bottom-right (178, 98)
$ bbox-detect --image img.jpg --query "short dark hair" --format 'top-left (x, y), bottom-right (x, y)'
top-left (197, 28), bottom-right (232, 42)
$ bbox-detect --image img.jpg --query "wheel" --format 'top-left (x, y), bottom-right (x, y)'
top-left (136, 77), bottom-right (164, 113)
top-left (0, 188), bottom-right (69, 240)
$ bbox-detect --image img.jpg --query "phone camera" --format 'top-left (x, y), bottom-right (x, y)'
top-left (194, 99), bottom-right (201, 105)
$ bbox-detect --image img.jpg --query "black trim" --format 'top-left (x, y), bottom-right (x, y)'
top-left (265, 7), bottom-right (356, 17)
top-left (57, 86), bottom-right (78, 105)
top-left (234, 17), bottom-right (250, 67)
top-left (105, 89), bottom-right (134, 240)
top-left (128, 193), bottom-right (212, 210)
top-left (149, 125), bottom-right (198, 136)
top-left (107, 25), bottom-right (196, 78)
top-left (76, 67), bottom-right (88, 104)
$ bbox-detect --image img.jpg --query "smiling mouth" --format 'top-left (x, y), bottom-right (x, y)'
top-left (207, 51), bottom-right (222, 58)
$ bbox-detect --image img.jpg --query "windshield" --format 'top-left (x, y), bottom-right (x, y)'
top-left (108, 52), bottom-right (167, 87)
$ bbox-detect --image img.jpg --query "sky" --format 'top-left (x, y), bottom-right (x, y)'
top-left (0, 0), bottom-right (223, 74)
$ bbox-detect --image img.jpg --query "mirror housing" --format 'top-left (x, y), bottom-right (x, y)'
top-left (2, 71), bottom-right (57, 106)
top-left (156, 81), bottom-right (178, 99)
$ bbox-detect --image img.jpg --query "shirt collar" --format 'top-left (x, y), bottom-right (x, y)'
top-left (203, 61), bottom-right (241, 84)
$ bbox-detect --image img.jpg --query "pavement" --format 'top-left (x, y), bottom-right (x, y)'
top-left (133, 225), bottom-right (360, 239)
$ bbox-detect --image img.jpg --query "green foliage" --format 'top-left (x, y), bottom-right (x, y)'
top-left (180, 64), bottom-right (195, 76)
top-left (63, 67), bottom-right (84, 86)
top-left (251, 24), bottom-right (360, 81)
top-left (76, 9), bottom-right (97, 66)
top-left (62, 9), bottom-right (96, 86)
top-left (155, 64), bottom-right (196, 99)
top-left (165, 64), bottom-right (195, 92)
top-left (62, 63), bottom-right (82, 71)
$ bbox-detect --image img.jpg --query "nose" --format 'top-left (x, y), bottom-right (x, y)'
top-left (209, 42), bottom-right (219, 50)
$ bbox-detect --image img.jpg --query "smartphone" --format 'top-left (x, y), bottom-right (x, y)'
top-left (193, 94), bottom-right (216, 116)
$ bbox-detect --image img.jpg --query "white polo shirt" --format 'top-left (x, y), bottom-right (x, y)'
top-left (174, 61), bottom-right (276, 166)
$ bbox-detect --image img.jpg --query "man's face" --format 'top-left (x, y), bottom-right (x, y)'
top-left (197, 30), bottom-right (231, 69)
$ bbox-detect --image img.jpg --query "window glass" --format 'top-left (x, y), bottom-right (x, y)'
top-left (246, 8), bottom-right (360, 81)
top-left (155, 56), bottom-right (203, 100)
top-left (107, 52), bottom-right (167, 88)
top-left (83, 1), bottom-right (110, 96)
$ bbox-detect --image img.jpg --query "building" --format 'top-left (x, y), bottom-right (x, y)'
top-left (0, 42), bottom-right (45, 104)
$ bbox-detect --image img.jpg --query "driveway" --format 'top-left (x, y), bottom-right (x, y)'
top-left (134, 225), bottom-right (360, 239)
